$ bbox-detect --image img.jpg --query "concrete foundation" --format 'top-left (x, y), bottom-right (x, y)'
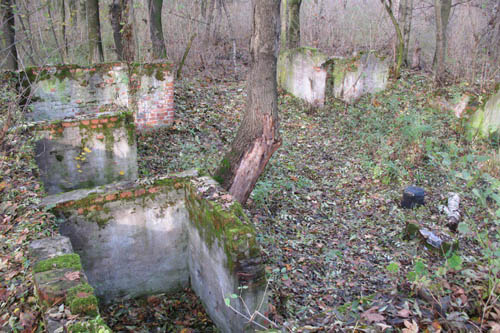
top-left (42, 172), bottom-right (267, 332)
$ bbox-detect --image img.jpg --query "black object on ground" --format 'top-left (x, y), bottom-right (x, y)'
top-left (401, 186), bottom-right (425, 209)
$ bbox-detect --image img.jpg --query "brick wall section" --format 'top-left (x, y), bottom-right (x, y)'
top-left (23, 62), bottom-right (174, 131)
top-left (130, 64), bottom-right (174, 131)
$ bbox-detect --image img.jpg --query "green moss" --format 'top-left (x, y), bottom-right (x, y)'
top-left (213, 157), bottom-right (231, 185)
top-left (67, 317), bottom-right (111, 333)
top-left (185, 187), bottom-right (260, 272)
top-left (66, 283), bottom-right (99, 316)
top-left (33, 253), bottom-right (82, 273)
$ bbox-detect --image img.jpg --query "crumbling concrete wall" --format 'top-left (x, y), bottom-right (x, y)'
top-left (41, 171), bottom-right (268, 333)
top-left (35, 112), bottom-right (138, 194)
top-left (277, 47), bottom-right (328, 107)
top-left (23, 62), bottom-right (174, 130)
top-left (328, 51), bottom-right (389, 104)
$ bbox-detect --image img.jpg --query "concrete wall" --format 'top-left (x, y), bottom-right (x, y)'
top-left (35, 113), bottom-right (138, 194)
top-left (329, 51), bottom-right (389, 104)
top-left (23, 63), bottom-right (174, 130)
top-left (278, 47), bottom-right (328, 107)
top-left (44, 173), bottom-right (268, 332)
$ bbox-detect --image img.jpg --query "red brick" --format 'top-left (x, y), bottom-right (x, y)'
top-left (99, 118), bottom-right (108, 124)
top-left (105, 194), bottom-right (116, 201)
top-left (94, 196), bottom-right (104, 203)
top-left (91, 119), bottom-right (99, 124)
top-left (110, 117), bottom-right (118, 122)
top-left (77, 208), bottom-right (85, 215)
top-left (135, 188), bottom-right (146, 197)
top-left (120, 191), bottom-right (133, 199)
top-left (62, 122), bottom-right (72, 128)
top-left (81, 120), bottom-right (90, 126)
top-left (91, 125), bottom-right (97, 129)
top-left (148, 187), bottom-right (159, 194)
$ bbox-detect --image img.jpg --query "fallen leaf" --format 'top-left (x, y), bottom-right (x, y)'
top-left (402, 319), bottom-right (419, 333)
top-left (398, 308), bottom-right (411, 318)
top-left (361, 307), bottom-right (385, 323)
top-left (64, 271), bottom-right (80, 281)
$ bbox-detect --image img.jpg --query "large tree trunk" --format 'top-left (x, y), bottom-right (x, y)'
top-left (433, 0), bottom-right (451, 83)
top-left (87, 0), bottom-right (104, 63)
top-left (213, 0), bottom-right (281, 205)
top-left (280, 0), bottom-right (301, 50)
top-left (147, 0), bottom-right (166, 59)
top-left (1, 0), bottom-right (18, 70)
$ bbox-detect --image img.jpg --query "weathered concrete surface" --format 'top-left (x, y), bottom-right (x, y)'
top-left (278, 47), bottom-right (328, 107)
top-left (22, 63), bottom-right (174, 130)
top-left (47, 173), bottom-right (268, 332)
top-left (468, 89), bottom-right (500, 138)
top-left (34, 113), bottom-right (137, 194)
top-left (59, 189), bottom-right (190, 302)
top-left (26, 64), bottom-right (130, 121)
top-left (328, 51), bottom-right (389, 104)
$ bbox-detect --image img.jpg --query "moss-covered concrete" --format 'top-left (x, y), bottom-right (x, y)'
top-left (66, 283), bottom-right (99, 316)
top-left (33, 253), bottom-right (82, 273)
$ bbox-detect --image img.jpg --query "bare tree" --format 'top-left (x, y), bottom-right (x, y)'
top-left (281, 0), bottom-right (302, 50)
top-left (213, 0), bottom-right (281, 204)
top-left (1, 0), bottom-right (18, 70)
top-left (87, 0), bottom-right (104, 63)
top-left (398, 0), bottom-right (413, 65)
top-left (379, 0), bottom-right (404, 77)
top-left (148, 0), bottom-right (166, 59)
top-left (433, 0), bottom-right (452, 84)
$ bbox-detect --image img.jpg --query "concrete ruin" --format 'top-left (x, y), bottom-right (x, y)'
top-left (277, 48), bottom-right (390, 106)
top-left (23, 62), bottom-right (174, 131)
top-left (35, 112), bottom-right (138, 194)
top-left (278, 47), bottom-right (328, 107)
top-left (37, 171), bottom-right (268, 333)
top-left (328, 51), bottom-right (390, 104)
top-left (468, 88), bottom-right (500, 139)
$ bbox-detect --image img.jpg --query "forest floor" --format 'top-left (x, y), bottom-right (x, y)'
top-left (0, 71), bottom-right (499, 332)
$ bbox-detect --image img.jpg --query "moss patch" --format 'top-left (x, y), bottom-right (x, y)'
top-left (33, 253), bottom-right (82, 273)
top-left (67, 316), bottom-right (111, 333)
top-left (66, 283), bottom-right (99, 316)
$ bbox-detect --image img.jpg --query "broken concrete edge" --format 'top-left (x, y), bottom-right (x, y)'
top-left (404, 222), bottom-right (459, 256)
top-left (28, 237), bottom-right (111, 332)
top-left (19, 62), bottom-right (173, 86)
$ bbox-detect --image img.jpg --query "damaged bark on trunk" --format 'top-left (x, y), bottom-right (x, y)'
top-left (214, 0), bottom-right (281, 204)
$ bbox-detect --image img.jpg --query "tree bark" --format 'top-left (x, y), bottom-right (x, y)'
top-left (110, 0), bottom-right (131, 61)
top-left (433, 0), bottom-right (451, 83)
top-left (281, 0), bottom-right (301, 50)
top-left (1, 0), bottom-right (18, 70)
top-left (213, 0), bottom-right (281, 204)
top-left (87, 0), bottom-right (104, 63)
top-left (380, 0), bottom-right (404, 78)
top-left (147, 0), bottom-right (166, 59)
top-left (398, 0), bottom-right (413, 66)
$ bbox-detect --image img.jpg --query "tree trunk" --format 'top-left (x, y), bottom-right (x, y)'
top-left (380, 0), bottom-right (404, 78)
top-left (398, 0), bottom-right (413, 66)
top-left (213, 0), bottom-right (281, 205)
top-left (110, 0), bottom-right (125, 60)
top-left (0, 0), bottom-right (18, 70)
top-left (87, 0), bottom-right (104, 63)
top-left (147, 0), bottom-right (166, 59)
top-left (433, 0), bottom-right (451, 83)
top-left (281, 0), bottom-right (301, 50)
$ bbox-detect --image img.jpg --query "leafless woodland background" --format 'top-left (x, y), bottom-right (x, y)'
top-left (1, 0), bottom-right (499, 83)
